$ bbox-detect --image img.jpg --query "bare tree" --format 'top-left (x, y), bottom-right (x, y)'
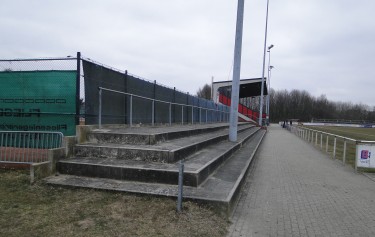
top-left (196, 84), bottom-right (211, 100)
top-left (269, 89), bottom-right (374, 122)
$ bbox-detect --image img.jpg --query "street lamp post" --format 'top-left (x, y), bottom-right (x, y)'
top-left (266, 65), bottom-right (274, 124)
top-left (258, 0), bottom-right (271, 126)
top-left (229, 0), bottom-right (245, 142)
top-left (266, 44), bottom-right (274, 125)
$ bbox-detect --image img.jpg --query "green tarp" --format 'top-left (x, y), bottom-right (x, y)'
top-left (0, 71), bottom-right (76, 136)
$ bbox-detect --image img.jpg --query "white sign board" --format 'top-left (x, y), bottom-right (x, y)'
top-left (357, 144), bottom-right (375, 168)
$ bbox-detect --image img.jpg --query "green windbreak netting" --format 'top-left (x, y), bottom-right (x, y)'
top-left (0, 71), bottom-right (77, 135)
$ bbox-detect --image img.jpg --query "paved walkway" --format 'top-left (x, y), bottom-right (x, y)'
top-left (228, 124), bottom-right (375, 237)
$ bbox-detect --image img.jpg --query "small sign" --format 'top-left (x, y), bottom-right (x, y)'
top-left (357, 144), bottom-right (375, 168)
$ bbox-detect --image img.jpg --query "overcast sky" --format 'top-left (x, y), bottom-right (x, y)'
top-left (1, 0), bottom-right (375, 106)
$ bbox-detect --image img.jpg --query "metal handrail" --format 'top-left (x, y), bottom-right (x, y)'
top-left (298, 126), bottom-right (356, 142)
top-left (98, 87), bottom-right (230, 128)
top-left (290, 125), bottom-right (375, 170)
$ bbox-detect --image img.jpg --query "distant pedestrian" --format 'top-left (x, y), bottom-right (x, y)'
top-left (283, 120), bottom-right (286, 128)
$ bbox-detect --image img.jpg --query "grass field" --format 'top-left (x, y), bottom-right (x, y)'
top-left (308, 126), bottom-right (375, 141)
top-left (303, 125), bottom-right (375, 170)
top-left (0, 169), bottom-right (228, 237)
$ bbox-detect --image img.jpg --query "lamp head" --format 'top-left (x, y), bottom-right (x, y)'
top-left (268, 44), bottom-right (274, 50)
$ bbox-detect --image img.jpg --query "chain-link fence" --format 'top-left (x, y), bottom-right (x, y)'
top-left (0, 53), bottom-right (230, 136)
top-left (82, 57), bottom-right (229, 125)
top-left (0, 56), bottom-right (80, 136)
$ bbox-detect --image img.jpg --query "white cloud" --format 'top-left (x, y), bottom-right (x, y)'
top-left (1, 0), bottom-right (375, 105)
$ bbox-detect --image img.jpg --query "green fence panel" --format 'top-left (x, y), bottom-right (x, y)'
top-left (0, 70), bottom-right (76, 136)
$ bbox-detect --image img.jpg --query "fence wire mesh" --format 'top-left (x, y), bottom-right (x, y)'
top-left (0, 57), bottom-right (80, 136)
top-left (0, 54), bottom-right (230, 133)
top-left (82, 57), bottom-right (229, 125)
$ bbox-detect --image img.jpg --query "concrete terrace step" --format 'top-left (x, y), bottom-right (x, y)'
top-left (87, 122), bottom-right (253, 145)
top-left (46, 129), bottom-right (266, 217)
top-left (57, 127), bottom-right (261, 187)
top-left (75, 124), bottom-right (255, 163)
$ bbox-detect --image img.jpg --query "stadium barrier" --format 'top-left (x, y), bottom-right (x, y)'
top-left (289, 126), bottom-right (375, 172)
top-left (0, 131), bottom-right (65, 182)
top-left (0, 131), bottom-right (64, 164)
top-left (98, 87), bottom-right (230, 129)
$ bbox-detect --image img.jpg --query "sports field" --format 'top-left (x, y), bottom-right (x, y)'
top-left (307, 126), bottom-right (375, 141)
top-left (302, 125), bottom-right (375, 169)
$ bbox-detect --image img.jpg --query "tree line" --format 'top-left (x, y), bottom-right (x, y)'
top-left (195, 84), bottom-right (375, 123)
top-left (269, 89), bottom-right (375, 122)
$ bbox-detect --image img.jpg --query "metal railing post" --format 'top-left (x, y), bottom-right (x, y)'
top-left (181, 106), bottom-right (184, 125)
top-left (343, 140), bottom-right (347, 164)
top-left (355, 142), bottom-right (359, 172)
top-left (206, 109), bottom-right (208, 123)
top-left (130, 95), bottom-right (133, 127)
top-left (152, 100), bottom-right (155, 126)
top-left (99, 88), bottom-right (102, 129)
top-left (169, 103), bottom-right (172, 126)
top-left (199, 108), bottom-right (202, 124)
top-left (191, 106), bottom-right (194, 124)
top-left (315, 132), bottom-right (318, 146)
top-left (333, 137), bottom-right (337, 159)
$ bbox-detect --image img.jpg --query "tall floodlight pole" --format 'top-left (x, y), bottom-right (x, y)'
top-left (266, 65), bottom-right (274, 124)
top-left (266, 44), bottom-right (274, 125)
top-left (258, 0), bottom-right (271, 126)
top-left (229, 0), bottom-right (245, 142)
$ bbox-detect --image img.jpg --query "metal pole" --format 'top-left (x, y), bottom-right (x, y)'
top-left (315, 132), bottom-right (318, 145)
top-left (343, 140), bottom-right (347, 164)
top-left (326, 135), bottom-right (329, 152)
top-left (333, 137), bottom-right (337, 159)
top-left (130, 95), bottom-right (133, 127)
top-left (259, 0), bottom-right (271, 126)
top-left (75, 52), bottom-right (81, 126)
top-left (181, 106), bottom-right (184, 125)
top-left (266, 45), bottom-right (273, 125)
top-left (229, 0), bottom-right (245, 142)
top-left (200, 108), bottom-right (202, 124)
top-left (152, 100), bottom-right (155, 126)
top-left (206, 109), bottom-right (208, 123)
top-left (191, 106), bottom-right (194, 125)
top-left (99, 88), bottom-right (102, 129)
top-left (355, 142), bottom-right (359, 172)
top-left (177, 159), bottom-right (184, 212)
top-left (169, 103), bottom-right (172, 126)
